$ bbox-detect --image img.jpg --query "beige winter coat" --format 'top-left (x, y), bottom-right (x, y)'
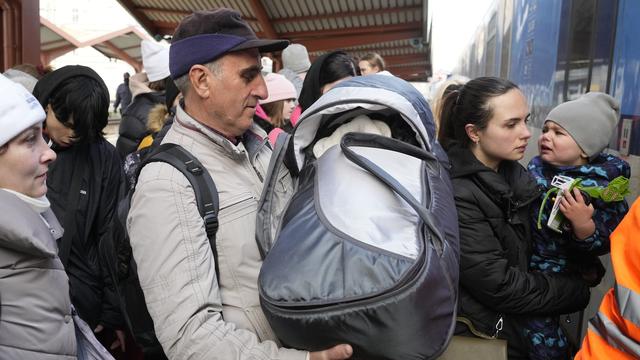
top-left (127, 105), bottom-right (304, 359)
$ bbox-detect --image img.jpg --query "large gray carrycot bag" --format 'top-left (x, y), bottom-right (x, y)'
top-left (256, 76), bottom-right (460, 360)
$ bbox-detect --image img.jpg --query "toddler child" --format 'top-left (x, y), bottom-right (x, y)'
top-left (525, 92), bottom-right (630, 359)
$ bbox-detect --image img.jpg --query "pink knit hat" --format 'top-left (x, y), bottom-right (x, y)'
top-left (260, 73), bottom-right (297, 104)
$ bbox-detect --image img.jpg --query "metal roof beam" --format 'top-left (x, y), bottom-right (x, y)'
top-left (387, 65), bottom-right (428, 74)
top-left (135, 7), bottom-right (258, 23)
top-left (136, 7), bottom-right (192, 17)
top-left (41, 44), bottom-right (76, 65)
top-left (40, 17), bottom-right (83, 47)
top-left (103, 40), bottom-right (142, 72)
top-left (248, 0), bottom-right (278, 38)
top-left (116, 0), bottom-right (158, 37)
top-left (299, 30), bottom-right (422, 52)
top-left (337, 45), bottom-right (418, 54)
top-left (284, 22), bottom-right (420, 39)
top-left (272, 6), bottom-right (421, 24)
top-left (80, 26), bottom-right (146, 48)
top-left (41, 39), bottom-right (70, 47)
top-left (119, 44), bottom-right (142, 51)
top-left (148, 21), bottom-right (179, 36)
top-left (376, 53), bottom-right (428, 65)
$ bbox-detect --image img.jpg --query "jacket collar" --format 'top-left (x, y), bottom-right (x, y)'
top-left (528, 153), bottom-right (630, 189)
top-left (175, 103), bottom-right (269, 161)
top-left (0, 190), bottom-right (62, 257)
top-left (448, 144), bottom-right (539, 215)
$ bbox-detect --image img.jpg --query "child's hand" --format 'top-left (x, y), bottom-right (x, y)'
top-left (559, 188), bottom-right (595, 240)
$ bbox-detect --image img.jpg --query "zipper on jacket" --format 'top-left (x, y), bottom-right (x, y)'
top-left (252, 164), bottom-right (264, 183)
top-left (494, 315), bottom-right (504, 337)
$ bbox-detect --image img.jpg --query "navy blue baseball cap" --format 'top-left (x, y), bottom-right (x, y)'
top-left (169, 8), bottom-right (289, 79)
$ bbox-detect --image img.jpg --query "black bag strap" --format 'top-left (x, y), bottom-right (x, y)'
top-left (142, 143), bottom-right (220, 280)
top-left (59, 150), bottom-right (87, 267)
top-left (340, 132), bottom-right (445, 254)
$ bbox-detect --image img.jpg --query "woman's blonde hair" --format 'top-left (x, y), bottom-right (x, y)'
top-left (360, 53), bottom-right (385, 71)
top-left (432, 76), bottom-right (469, 132)
top-left (261, 100), bottom-right (287, 128)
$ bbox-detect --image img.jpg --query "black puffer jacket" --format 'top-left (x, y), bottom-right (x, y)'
top-left (116, 91), bottom-right (165, 158)
top-left (447, 144), bottom-right (590, 359)
top-left (47, 139), bottom-right (125, 330)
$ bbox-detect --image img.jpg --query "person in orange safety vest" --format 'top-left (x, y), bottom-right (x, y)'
top-left (575, 196), bottom-right (640, 359)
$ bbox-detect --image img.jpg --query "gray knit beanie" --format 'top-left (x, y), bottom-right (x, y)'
top-left (545, 92), bottom-right (620, 158)
top-left (281, 44), bottom-right (311, 74)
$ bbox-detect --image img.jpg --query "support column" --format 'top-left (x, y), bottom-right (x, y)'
top-left (1, 0), bottom-right (39, 71)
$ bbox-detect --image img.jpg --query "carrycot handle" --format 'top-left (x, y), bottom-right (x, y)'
top-left (340, 132), bottom-right (445, 255)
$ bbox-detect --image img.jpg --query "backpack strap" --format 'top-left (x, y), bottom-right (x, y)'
top-left (143, 143), bottom-right (220, 281)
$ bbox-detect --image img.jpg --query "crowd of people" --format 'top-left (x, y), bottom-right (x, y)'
top-left (0, 6), bottom-right (636, 360)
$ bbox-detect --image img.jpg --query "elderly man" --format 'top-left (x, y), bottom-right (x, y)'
top-left (127, 8), bottom-right (352, 360)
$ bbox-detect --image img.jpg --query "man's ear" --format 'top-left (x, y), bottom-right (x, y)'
top-left (188, 65), bottom-right (210, 99)
top-left (464, 123), bottom-right (480, 144)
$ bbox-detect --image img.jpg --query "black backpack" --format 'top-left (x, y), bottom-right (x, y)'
top-left (110, 143), bottom-right (220, 358)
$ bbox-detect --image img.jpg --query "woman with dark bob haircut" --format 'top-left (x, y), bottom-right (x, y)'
top-left (438, 76), bottom-right (591, 359)
top-left (298, 50), bottom-right (360, 112)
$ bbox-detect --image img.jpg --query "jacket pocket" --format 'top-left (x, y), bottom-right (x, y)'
top-left (276, 166), bottom-right (292, 193)
top-left (218, 192), bottom-right (258, 225)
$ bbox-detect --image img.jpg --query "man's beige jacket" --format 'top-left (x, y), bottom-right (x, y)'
top-left (128, 105), bottom-right (303, 359)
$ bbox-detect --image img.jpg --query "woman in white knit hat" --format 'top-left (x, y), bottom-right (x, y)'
top-left (116, 39), bottom-right (170, 158)
top-left (0, 72), bottom-right (85, 359)
top-left (0, 73), bottom-right (116, 360)
top-left (0, 73), bottom-right (74, 359)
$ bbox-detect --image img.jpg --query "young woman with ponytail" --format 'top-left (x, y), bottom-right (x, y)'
top-left (438, 77), bottom-right (591, 359)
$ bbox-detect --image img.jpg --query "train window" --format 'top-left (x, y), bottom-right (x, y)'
top-left (500, 0), bottom-right (513, 79)
top-left (566, 0), bottom-right (597, 100)
top-left (553, 0), bottom-right (573, 104)
top-left (590, 0), bottom-right (617, 93)
top-left (553, 0), bottom-right (618, 103)
top-left (485, 13), bottom-right (498, 76)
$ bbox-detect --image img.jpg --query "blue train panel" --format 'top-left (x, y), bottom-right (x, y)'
top-left (611, 0), bottom-right (640, 155)
top-left (509, 0), bottom-right (563, 128)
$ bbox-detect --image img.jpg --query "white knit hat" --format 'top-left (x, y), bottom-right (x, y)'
top-left (141, 40), bottom-right (170, 82)
top-left (0, 74), bottom-right (46, 147)
top-left (259, 73), bottom-right (297, 104)
top-left (261, 56), bottom-right (273, 74)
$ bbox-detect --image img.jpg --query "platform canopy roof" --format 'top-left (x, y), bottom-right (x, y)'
top-left (40, 16), bottom-right (150, 71)
top-left (115, 0), bottom-right (431, 80)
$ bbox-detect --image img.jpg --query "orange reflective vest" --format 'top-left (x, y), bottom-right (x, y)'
top-left (575, 197), bottom-right (640, 359)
